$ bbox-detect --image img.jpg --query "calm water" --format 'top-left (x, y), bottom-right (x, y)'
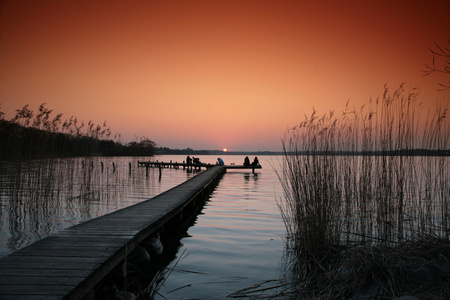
top-left (155, 155), bottom-right (286, 299)
top-left (0, 156), bottom-right (192, 257)
top-left (0, 154), bottom-right (286, 297)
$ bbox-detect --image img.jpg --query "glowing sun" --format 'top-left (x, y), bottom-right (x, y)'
top-left (223, 148), bottom-right (228, 152)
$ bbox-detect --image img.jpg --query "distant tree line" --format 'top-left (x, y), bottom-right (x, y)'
top-left (155, 147), bottom-right (211, 155)
top-left (0, 103), bottom-right (155, 160)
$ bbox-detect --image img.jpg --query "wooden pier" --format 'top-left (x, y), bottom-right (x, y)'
top-left (0, 166), bottom-right (226, 300)
top-left (138, 160), bottom-right (262, 173)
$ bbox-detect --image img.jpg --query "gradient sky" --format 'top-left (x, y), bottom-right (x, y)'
top-left (1, 0), bottom-right (449, 151)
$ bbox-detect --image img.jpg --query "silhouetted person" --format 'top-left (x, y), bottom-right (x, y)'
top-left (186, 156), bottom-right (192, 165)
top-left (217, 157), bottom-right (224, 166)
top-left (251, 157), bottom-right (259, 166)
top-left (244, 156), bottom-right (250, 166)
top-left (193, 157), bottom-right (200, 165)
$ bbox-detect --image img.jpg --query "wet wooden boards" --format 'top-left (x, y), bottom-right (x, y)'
top-left (0, 166), bottom-right (225, 300)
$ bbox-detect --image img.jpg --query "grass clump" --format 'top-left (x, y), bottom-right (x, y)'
top-left (275, 84), bottom-right (450, 299)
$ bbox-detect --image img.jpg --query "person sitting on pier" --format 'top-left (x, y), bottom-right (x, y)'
top-left (251, 156), bottom-right (260, 166)
top-left (186, 156), bottom-right (192, 165)
top-left (217, 157), bottom-right (224, 166)
top-left (243, 156), bottom-right (250, 166)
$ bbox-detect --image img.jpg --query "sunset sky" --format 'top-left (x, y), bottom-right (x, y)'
top-left (1, 0), bottom-right (449, 151)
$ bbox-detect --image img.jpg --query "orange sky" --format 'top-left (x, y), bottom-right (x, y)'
top-left (0, 0), bottom-right (449, 151)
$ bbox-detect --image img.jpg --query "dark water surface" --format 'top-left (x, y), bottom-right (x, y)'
top-left (0, 155), bottom-right (286, 298)
top-left (154, 155), bottom-right (285, 299)
top-left (0, 156), bottom-right (194, 257)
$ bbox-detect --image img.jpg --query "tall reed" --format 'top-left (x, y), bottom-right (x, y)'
top-left (279, 84), bottom-right (449, 253)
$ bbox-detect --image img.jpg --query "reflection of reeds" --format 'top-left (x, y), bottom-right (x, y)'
top-left (0, 157), bottom-right (157, 256)
top-left (277, 84), bottom-right (449, 298)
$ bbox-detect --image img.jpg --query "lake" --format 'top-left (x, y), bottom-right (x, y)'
top-left (0, 154), bottom-right (286, 298)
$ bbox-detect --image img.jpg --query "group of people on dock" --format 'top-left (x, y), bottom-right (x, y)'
top-left (183, 156), bottom-right (206, 172)
top-left (185, 155), bottom-right (260, 167)
top-left (217, 156), bottom-right (261, 167)
top-left (243, 156), bottom-right (259, 167)
top-left (218, 156), bottom-right (259, 167)
top-left (219, 156), bottom-right (260, 166)
top-left (186, 156), bottom-right (202, 166)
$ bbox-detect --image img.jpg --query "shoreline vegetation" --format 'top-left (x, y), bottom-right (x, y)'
top-left (0, 103), bottom-right (156, 160)
top-left (1, 103), bottom-right (448, 160)
top-left (268, 84), bottom-right (450, 299)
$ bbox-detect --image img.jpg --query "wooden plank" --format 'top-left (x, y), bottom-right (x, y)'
top-left (0, 261), bottom-right (101, 271)
top-left (1, 296), bottom-right (65, 300)
top-left (5, 248), bottom-right (118, 258)
top-left (0, 285), bottom-right (71, 296)
top-left (0, 286), bottom-right (69, 295)
top-left (0, 166), bottom-right (225, 300)
top-left (0, 276), bottom-right (85, 285)
top-left (0, 268), bottom-right (91, 277)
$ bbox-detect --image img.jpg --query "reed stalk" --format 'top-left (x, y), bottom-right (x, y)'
top-left (277, 84), bottom-right (449, 298)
